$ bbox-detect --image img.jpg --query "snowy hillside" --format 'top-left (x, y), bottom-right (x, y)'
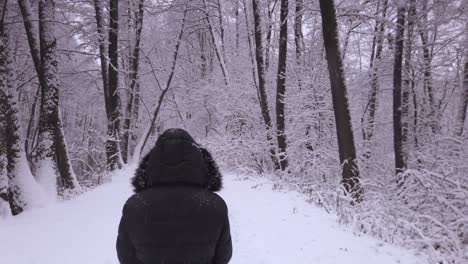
top-left (0, 166), bottom-right (425, 264)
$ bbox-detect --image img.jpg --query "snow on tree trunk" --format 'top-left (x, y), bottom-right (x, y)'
top-left (0, 153), bottom-right (9, 217)
top-left (19, 0), bottom-right (80, 196)
top-left (93, 0), bottom-right (123, 168)
top-left (56, 108), bottom-right (81, 194)
top-left (105, 0), bottom-right (123, 171)
top-left (0, 34), bottom-right (11, 217)
top-left (319, 0), bottom-right (362, 202)
top-left (275, 0), bottom-right (289, 170)
top-left (35, 0), bottom-right (61, 199)
top-left (1, 6), bottom-right (46, 213)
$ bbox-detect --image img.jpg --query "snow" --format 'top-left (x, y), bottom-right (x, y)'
top-left (34, 155), bottom-right (58, 202)
top-left (0, 165), bottom-right (425, 264)
top-left (10, 151), bottom-right (47, 209)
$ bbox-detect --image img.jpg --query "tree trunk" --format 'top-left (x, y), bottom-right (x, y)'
top-left (319, 0), bottom-right (361, 202)
top-left (455, 31), bottom-right (468, 137)
top-left (19, 0), bottom-right (80, 195)
top-left (122, 0), bottom-right (144, 164)
top-left (17, 0), bottom-right (42, 76)
top-left (1, 2), bottom-right (45, 212)
top-left (92, 0), bottom-right (108, 111)
top-left (106, 0), bottom-right (123, 171)
top-left (251, 0), bottom-right (280, 170)
top-left (55, 108), bottom-right (80, 192)
top-left (25, 86), bottom-right (40, 162)
top-left (235, 0), bottom-right (239, 53)
top-left (0, 21), bottom-right (12, 216)
top-left (18, 0), bottom-right (42, 165)
top-left (0, 130), bottom-right (9, 217)
top-left (402, 0), bottom-right (415, 152)
top-left (35, 0), bottom-right (61, 198)
top-left (393, 4), bottom-right (407, 177)
top-left (0, 1), bottom-right (12, 217)
top-left (294, 0), bottom-right (304, 90)
top-left (418, 0), bottom-right (438, 134)
top-left (216, 0), bottom-right (225, 56)
top-left (275, 0), bottom-right (288, 170)
top-left (362, 0), bottom-right (387, 143)
top-left (264, 0), bottom-right (277, 71)
top-left (202, 0), bottom-right (229, 86)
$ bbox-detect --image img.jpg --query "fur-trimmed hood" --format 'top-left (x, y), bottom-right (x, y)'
top-left (131, 129), bottom-right (222, 193)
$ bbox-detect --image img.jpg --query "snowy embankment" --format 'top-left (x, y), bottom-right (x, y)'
top-left (0, 166), bottom-right (425, 264)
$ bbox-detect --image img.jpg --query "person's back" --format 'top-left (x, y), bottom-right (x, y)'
top-left (117, 129), bottom-right (232, 264)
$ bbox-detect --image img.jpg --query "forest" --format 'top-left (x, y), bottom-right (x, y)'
top-left (0, 0), bottom-right (467, 263)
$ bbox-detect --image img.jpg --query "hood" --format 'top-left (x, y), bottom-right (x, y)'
top-left (131, 128), bottom-right (222, 193)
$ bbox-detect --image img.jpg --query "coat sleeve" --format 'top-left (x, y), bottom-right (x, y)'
top-left (116, 202), bottom-right (140, 264)
top-left (213, 210), bottom-right (233, 264)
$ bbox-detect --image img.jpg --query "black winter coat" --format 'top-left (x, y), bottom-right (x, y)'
top-left (117, 129), bottom-right (232, 264)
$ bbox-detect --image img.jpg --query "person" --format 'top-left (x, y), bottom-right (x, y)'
top-left (116, 128), bottom-right (232, 264)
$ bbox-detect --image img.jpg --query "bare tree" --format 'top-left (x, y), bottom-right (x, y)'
top-left (34, 0), bottom-right (81, 195)
top-left (134, 1), bottom-right (189, 159)
top-left (122, 0), bottom-right (145, 163)
top-left (403, 0), bottom-right (415, 149)
top-left (275, 0), bottom-right (289, 170)
top-left (1, 0), bottom-right (45, 213)
top-left (393, 3), bottom-right (407, 177)
top-left (251, 0), bottom-right (280, 170)
top-left (0, 3), bottom-right (12, 215)
top-left (418, 0), bottom-right (438, 134)
top-left (455, 25), bottom-right (468, 137)
top-left (202, 0), bottom-right (229, 85)
top-left (319, 0), bottom-right (361, 201)
top-left (18, 0), bottom-right (80, 195)
top-left (0, 0), bottom-right (12, 217)
top-left (362, 0), bottom-right (388, 144)
top-left (106, 0), bottom-right (123, 170)
top-left (264, 0), bottom-right (278, 71)
top-left (294, 0), bottom-right (304, 90)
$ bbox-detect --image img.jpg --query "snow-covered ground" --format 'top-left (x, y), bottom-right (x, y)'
top-left (0, 166), bottom-right (426, 264)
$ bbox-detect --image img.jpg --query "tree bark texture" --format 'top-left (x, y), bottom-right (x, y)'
top-left (122, 0), bottom-right (144, 164)
top-left (106, 0), bottom-right (123, 171)
top-left (18, 0), bottom-right (80, 195)
top-left (319, 0), bottom-right (361, 201)
top-left (251, 0), bottom-right (280, 170)
top-left (1, 2), bottom-right (42, 213)
top-left (275, 0), bottom-right (288, 170)
top-left (393, 4), bottom-right (407, 176)
top-left (0, 14), bottom-right (13, 215)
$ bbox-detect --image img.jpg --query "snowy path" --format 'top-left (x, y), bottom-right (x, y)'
top-left (0, 167), bottom-right (425, 264)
